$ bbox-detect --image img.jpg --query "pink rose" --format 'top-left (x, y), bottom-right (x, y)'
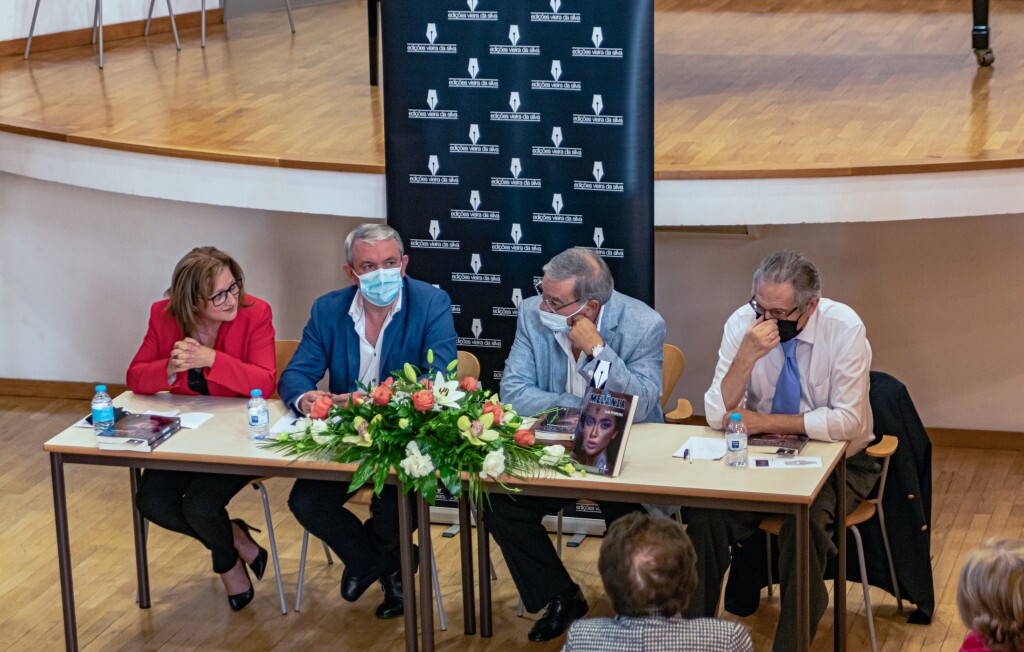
top-left (459, 376), bottom-right (479, 392)
top-left (514, 429), bottom-right (535, 446)
top-left (310, 395), bottom-right (333, 420)
top-left (370, 384), bottom-right (394, 407)
top-left (412, 390), bottom-right (435, 411)
top-left (482, 402), bottom-right (504, 425)
top-left (348, 392), bottom-right (366, 407)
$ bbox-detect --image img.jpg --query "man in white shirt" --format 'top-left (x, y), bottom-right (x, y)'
top-left (279, 224), bottom-right (457, 619)
top-left (686, 250), bottom-right (880, 651)
top-left (484, 247), bottom-right (665, 642)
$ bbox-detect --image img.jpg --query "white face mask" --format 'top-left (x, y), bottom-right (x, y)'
top-left (538, 303), bottom-right (585, 334)
top-left (357, 266), bottom-right (403, 306)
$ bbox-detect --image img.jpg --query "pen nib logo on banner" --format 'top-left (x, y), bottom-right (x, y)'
top-left (572, 26), bottom-right (624, 58)
top-left (574, 161), bottom-right (624, 192)
top-left (492, 158), bottom-right (541, 188)
top-left (407, 22), bottom-right (458, 53)
top-left (450, 57), bottom-right (499, 88)
top-left (489, 23), bottom-right (540, 56)
top-left (410, 220), bottom-right (460, 251)
top-left (451, 123), bottom-right (499, 155)
top-left (532, 59), bottom-right (581, 91)
top-left (453, 190), bottom-right (500, 221)
top-left (574, 94), bottom-right (625, 126)
top-left (492, 222), bottom-right (542, 254)
top-left (458, 318), bottom-right (502, 350)
top-left (409, 89), bottom-right (458, 120)
top-left (491, 287), bottom-right (522, 319)
top-left (449, 0), bottom-right (497, 21)
top-left (492, 92), bottom-right (540, 123)
top-left (588, 228), bottom-right (624, 259)
top-left (532, 126), bottom-right (582, 158)
top-left (533, 192), bottom-right (583, 224)
top-left (532, 0), bottom-right (580, 23)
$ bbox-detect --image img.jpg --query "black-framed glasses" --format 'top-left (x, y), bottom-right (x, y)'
top-left (749, 296), bottom-right (803, 321)
top-left (534, 280), bottom-right (580, 314)
top-left (210, 280), bottom-right (242, 306)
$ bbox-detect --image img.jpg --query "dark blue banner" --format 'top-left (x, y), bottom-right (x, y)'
top-left (381, 0), bottom-right (655, 385)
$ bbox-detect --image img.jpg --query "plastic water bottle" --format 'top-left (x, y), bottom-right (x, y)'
top-left (248, 389), bottom-right (270, 440)
top-left (724, 413), bottom-right (748, 468)
top-left (91, 385), bottom-right (115, 434)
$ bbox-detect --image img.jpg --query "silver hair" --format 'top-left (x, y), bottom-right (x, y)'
top-left (344, 224), bottom-right (405, 266)
top-left (542, 247), bottom-right (614, 305)
top-left (752, 250), bottom-right (821, 307)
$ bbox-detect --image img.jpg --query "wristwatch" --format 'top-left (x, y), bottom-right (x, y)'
top-left (590, 343), bottom-right (605, 358)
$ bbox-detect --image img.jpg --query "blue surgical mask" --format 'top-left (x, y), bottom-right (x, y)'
top-left (358, 267), bottom-right (403, 307)
top-left (538, 303), bottom-right (585, 334)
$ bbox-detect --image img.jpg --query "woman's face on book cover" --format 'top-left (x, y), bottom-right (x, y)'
top-left (581, 403), bottom-right (620, 456)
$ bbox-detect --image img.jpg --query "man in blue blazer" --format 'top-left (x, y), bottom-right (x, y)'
top-left (485, 247), bottom-right (665, 642)
top-left (281, 224), bottom-right (456, 620)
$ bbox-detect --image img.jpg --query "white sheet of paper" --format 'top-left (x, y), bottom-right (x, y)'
top-left (176, 412), bottom-right (213, 429)
top-left (750, 456), bottom-right (822, 469)
top-left (673, 436), bottom-right (727, 461)
top-left (143, 409), bottom-right (181, 418)
top-left (270, 414), bottom-right (303, 435)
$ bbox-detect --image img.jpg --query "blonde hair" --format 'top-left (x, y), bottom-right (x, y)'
top-left (957, 539), bottom-right (1024, 651)
top-left (166, 247), bottom-right (247, 337)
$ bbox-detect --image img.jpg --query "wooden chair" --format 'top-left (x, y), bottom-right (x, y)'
top-left (146, 0), bottom-right (295, 49)
top-left (272, 339), bottom-right (299, 399)
top-left (760, 435), bottom-right (901, 652)
top-left (456, 350), bottom-right (480, 381)
top-left (662, 343), bottom-right (693, 422)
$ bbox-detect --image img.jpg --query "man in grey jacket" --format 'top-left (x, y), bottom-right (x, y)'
top-left (483, 247), bottom-right (665, 643)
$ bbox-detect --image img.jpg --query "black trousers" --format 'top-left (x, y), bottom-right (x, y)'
top-left (682, 451), bottom-right (881, 652)
top-left (135, 469), bottom-right (254, 574)
top-left (288, 479), bottom-right (416, 582)
top-left (483, 494), bottom-right (643, 612)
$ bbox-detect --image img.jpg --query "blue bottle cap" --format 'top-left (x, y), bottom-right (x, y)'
top-left (729, 413), bottom-right (742, 421)
top-left (251, 389), bottom-right (262, 397)
top-left (95, 385), bottom-right (107, 392)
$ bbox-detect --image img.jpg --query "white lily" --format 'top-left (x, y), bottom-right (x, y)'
top-left (431, 371), bottom-right (465, 409)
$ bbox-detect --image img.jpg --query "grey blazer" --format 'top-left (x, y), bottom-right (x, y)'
top-left (500, 291), bottom-right (665, 424)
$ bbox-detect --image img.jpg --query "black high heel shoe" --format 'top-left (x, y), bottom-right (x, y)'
top-left (227, 563), bottom-right (254, 612)
top-left (231, 518), bottom-right (269, 581)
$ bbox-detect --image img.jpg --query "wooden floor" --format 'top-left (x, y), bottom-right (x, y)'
top-left (3, 0), bottom-right (1024, 178)
top-left (3, 396), bottom-right (1022, 650)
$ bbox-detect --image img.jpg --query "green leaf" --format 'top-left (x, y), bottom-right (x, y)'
top-left (372, 463), bottom-right (389, 495)
top-left (350, 461), bottom-right (374, 492)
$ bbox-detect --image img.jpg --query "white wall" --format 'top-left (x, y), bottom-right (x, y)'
top-left (1, 0), bottom-right (205, 41)
top-left (2, 170), bottom-right (1022, 431)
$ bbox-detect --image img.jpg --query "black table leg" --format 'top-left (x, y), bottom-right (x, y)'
top-left (458, 487), bottom-right (476, 635)
top-left (50, 453), bottom-right (79, 652)
top-left (129, 467), bottom-right (151, 609)
top-left (397, 487), bottom-right (418, 652)
top-left (417, 495), bottom-right (434, 651)
top-left (475, 501), bottom-right (493, 638)
top-left (367, 0), bottom-right (379, 85)
top-left (973, 0), bottom-right (994, 66)
top-left (834, 458), bottom-right (847, 651)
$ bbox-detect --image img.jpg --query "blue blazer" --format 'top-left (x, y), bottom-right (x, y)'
top-left (500, 291), bottom-right (665, 424)
top-left (279, 277), bottom-right (457, 410)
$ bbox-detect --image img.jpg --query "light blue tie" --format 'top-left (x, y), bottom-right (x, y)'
top-left (771, 340), bottom-right (800, 414)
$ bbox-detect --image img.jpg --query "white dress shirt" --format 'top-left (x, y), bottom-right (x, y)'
top-left (553, 308), bottom-right (604, 398)
top-left (704, 298), bottom-right (874, 455)
top-left (348, 290), bottom-right (402, 387)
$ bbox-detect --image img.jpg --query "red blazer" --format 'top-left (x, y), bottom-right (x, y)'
top-left (127, 297), bottom-right (277, 398)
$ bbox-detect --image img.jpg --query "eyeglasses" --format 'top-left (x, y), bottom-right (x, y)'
top-left (534, 280), bottom-right (580, 314)
top-left (749, 296), bottom-right (803, 321)
top-left (210, 280), bottom-right (242, 306)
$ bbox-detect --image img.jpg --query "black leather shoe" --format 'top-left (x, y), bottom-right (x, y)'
top-left (341, 566), bottom-right (378, 603)
top-left (527, 590), bottom-right (589, 642)
top-left (227, 565), bottom-right (255, 612)
top-left (375, 568), bottom-right (405, 619)
top-left (231, 518), bottom-right (269, 581)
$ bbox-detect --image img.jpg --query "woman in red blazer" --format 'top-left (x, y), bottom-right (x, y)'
top-left (127, 246), bottom-right (276, 612)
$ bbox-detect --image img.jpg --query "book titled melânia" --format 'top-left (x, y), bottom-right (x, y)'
top-left (568, 387), bottom-right (639, 476)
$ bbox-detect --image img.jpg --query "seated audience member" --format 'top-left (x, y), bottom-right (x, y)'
top-left (957, 539), bottom-right (1024, 652)
top-left (686, 250), bottom-right (880, 651)
top-left (562, 512), bottom-right (753, 652)
top-left (485, 247), bottom-right (665, 642)
top-left (127, 246), bottom-right (277, 611)
top-left (281, 224), bottom-right (457, 619)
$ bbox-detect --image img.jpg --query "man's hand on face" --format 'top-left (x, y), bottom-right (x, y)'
top-left (568, 313), bottom-right (604, 357)
top-left (736, 315), bottom-right (780, 364)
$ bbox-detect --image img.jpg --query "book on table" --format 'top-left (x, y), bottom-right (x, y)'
top-left (96, 414), bottom-right (181, 452)
top-left (568, 386), bottom-right (639, 477)
top-left (532, 406), bottom-right (581, 441)
top-left (747, 433), bottom-right (809, 454)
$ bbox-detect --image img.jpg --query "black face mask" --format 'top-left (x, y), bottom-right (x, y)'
top-left (776, 318), bottom-right (802, 343)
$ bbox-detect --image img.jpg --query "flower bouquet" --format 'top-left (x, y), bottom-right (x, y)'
top-left (260, 351), bottom-right (584, 504)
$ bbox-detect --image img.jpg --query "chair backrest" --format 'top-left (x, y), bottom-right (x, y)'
top-left (273, 339), bottom-right (300, 399)
top-left (661, 343), bottom-right (685, 410)
top-left (866, 434), bottom-right (899, 506)
top-left (457, 350), bottom-right (481, 381)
